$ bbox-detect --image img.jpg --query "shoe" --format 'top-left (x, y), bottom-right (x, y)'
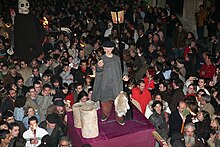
top-left (101, 115), bottom-right (107, 122)
top-left (117, 119), bottom-right (125, 126)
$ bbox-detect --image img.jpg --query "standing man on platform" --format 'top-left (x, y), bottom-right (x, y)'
top-left (92, 40), bottom-right (129, 125)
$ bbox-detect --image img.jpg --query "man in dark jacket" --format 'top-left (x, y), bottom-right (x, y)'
top-left (169, 101), bottom-right (187, 137)
top-left (170, 79), bottom-right (185, 112)
top-left (39, 113), bottom-right (65, 147)
top-left (73, 59), bottom-right (92, 85)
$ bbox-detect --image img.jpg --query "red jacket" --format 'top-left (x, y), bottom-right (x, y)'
top-left (65, 92), bottom-right (75, 106)
top-left (199, 63), bottom-right (216, 79)
top-left (131, 87), bottom-right (152, 113)
top-left (143, 77), bottom-right (155, 90)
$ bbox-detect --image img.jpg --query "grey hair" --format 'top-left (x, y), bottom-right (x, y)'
top-left (201, 93), bottom-right (211, 103)
top-left (184, 122), bottom-right (196, 131)
top-left (59, 136), bottom-right (72, 147)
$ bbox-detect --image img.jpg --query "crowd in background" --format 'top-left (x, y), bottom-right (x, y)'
top-left (0, 0), bottom-right (220, 146)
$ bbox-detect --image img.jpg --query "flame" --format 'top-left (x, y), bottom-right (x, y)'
top-left (5, 23), bottom-right (12, 28)
top-left (42, 17), bottom-right (48, 28)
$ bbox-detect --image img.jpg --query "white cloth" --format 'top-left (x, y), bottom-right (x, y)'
top-left (162, 70), bottom-right (171, 80)
top-left (104, 22), bottom-right (113, 37)
top-left (114, 92), bottom-right (130, 117)
top-left (23, 127), bottom-right (48, 147)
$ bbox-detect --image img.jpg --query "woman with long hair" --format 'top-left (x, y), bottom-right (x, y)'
top-left (149, 101), bottom-right (169, 144)
top-left (195, 110), bottom-right (211, 141)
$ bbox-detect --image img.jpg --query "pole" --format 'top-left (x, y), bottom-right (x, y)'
top-left (116, 10), bottom-right (133, 121)
top-left (116, 12), bottom-right (124, 73)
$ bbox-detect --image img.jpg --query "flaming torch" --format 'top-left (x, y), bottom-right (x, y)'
top-left (41, 17), bottom-right (49, 30)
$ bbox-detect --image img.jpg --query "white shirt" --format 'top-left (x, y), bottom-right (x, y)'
top-left (23, 126), bottom-right (48, 147)
top-left (196, 86), bottom-right (210, 95)
top-left (145, 100), bottom-right (171, 119)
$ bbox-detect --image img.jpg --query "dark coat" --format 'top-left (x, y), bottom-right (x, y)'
top-left (136, 34), bottom-right (147, 50)
top-left (92, 54), bottom-right (128, 102)
top-left (169, 110), bottom-right (183, 137)
top-left (39, 121), bottom-right (65, 147)
top-left (1, 97), bottom-right (15, 114)
top-left (3, 73), bottom-right (22, 86)
top-left (195, 120), bottom-right (211, 141)
top-left (73, 67), bottom-right (92, 85)
top-left (149, 112), bottom-right (168, 140)
top-left (169, 88), bottom-right (185, 112)
top-left (160, 91), bottom-right (172, 106)
top-left (16, 120), bottom-right (26, 135)
top-left (14, 13), bottom-right (45, 63)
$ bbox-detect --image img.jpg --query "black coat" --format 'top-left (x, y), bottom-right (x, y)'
top-left (14, 13), bottom-right (45, 63)
top-left (39, 121), bottom-right (65, 147)
top-left (72, 67), bottom-right (92, 85)
top-left (169, 110), bottom-right (183, 137)
top-left (169, 88), bottom-right (185, 112)
top-left (149, 112), bottom-right (168, 140)
top-left (136, 34), bottom-right (147, 50)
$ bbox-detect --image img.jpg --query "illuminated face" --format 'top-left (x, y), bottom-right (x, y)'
top-left (56, 106), bottom-right (64, 114)
top-left (197, 112), bottom-right (204, 122)
top-left (18, 0), bottom-right (30, 14)
top-left (6, 116), bottom-right (15, 124)
top-left (59, 140), bottom-right (70, 147)
top-left (76, 85), bottom-right (83, 93)
top-left (154, 95), bottom-right (162, 101)
top-left (177, 102), bottom-right (187, 114)
top-left (138, 83), bottom-right (145, 92)
top-left (47, 121), bottom-right (56, 129)
top-left (159, 84), bottom-right (166, 92)
top-left (80, 96), bottom-right (88, 103)
top-left (17, 79), bottom-right (24, 88)
top-left (27, 108), bottom-right (35, 116)
top-left (187, 85), bottom-right (195, 94)
top-left (0, 124), bottom-right (9, 130)
top-left (11, 126), bottom-right (19, 138)
top-left (2, 134), bottom-right (12, 144)
top-left (29, 120), bottom-right (38, 131)
top-left (104, 47), bottom-right (113, 55)
top-left (43, 87), bottom-right (51, 96)
top-left (210, 119), bottom-right (218, 128)
top-left (198, 79), bottom-right (206, 88)
top-left (154, 103), bottom-right (162, 114)
top-left (185, 126), bottom-right (195, 136)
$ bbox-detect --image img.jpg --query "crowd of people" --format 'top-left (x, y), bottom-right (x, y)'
top-left (0, 0), bottom-right (220, 146)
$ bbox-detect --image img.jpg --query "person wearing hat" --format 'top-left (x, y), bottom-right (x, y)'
top-left (46, 97), bottom-right (68, 133)
top-left (39, 114), bottom-right (65, 147)
top-left (47, 97), bottom-right (65, 116)
top-left (2, 110), bottom-right (26, 135)
top-left (92, 40), bottom-right (129, 125)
